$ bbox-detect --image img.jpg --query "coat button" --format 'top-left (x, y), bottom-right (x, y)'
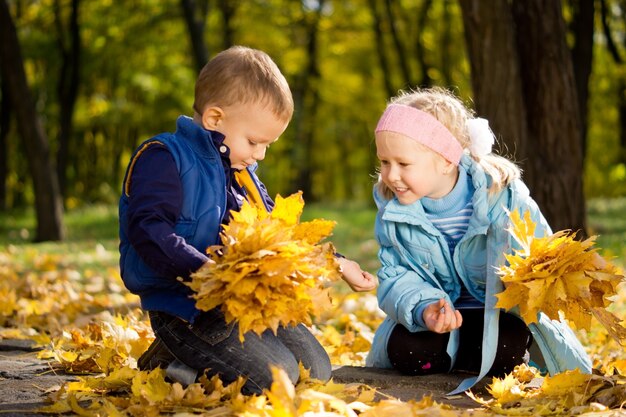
top-left (219, 145), bottom-right (227, 153)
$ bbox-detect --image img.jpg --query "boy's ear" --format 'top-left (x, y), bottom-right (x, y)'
top-left (201, 106), bottom-right (225, 130)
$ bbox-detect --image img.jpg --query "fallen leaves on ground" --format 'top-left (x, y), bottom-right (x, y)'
top-left (3, 233), bottom-right (626, 416)
top-left (37, 309), bottom-right (153, 374)
top-left (470, 364), bottom-right (626, 416)
top-left (0, 245), bottom-right (137, 340)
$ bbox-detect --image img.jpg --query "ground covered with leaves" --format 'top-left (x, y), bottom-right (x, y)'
top-left (1, 232), bottom-right (626, 416)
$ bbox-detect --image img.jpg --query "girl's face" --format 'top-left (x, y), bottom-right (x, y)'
top-left (376, 131), bottom-right (458, 205)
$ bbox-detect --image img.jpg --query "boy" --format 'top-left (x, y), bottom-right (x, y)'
top-left (119, 46), bottom-right (375, 394)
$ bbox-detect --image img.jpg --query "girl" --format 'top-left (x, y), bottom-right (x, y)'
top-left (365, 87), bottom-right (591, 394)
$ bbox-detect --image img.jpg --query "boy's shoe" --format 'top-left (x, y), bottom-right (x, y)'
top-left (138, 338), bottom-right (175, 370)
top-left (166, 359), bottom-right (199, 387)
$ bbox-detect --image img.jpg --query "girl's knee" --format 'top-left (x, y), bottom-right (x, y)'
top-left (390, 353), bottom-right (450, 375)
top-left (387, 324), bottom-right (450, 375)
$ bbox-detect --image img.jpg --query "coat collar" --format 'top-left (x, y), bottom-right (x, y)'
top-left (175, 115), bottom-right (223, 159)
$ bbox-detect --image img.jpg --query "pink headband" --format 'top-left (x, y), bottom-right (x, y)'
top-left (375, 104), bottom-right (463, 165)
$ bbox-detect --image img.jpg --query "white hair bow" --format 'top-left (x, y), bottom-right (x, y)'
top-left (466, 117), bottom-right (495, 157)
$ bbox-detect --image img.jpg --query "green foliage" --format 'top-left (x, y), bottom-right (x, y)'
top-left (3, 199), bottom-right (623, 280)
top-left (0, 204), bottom-right (119, 274)
top-left (585, 45), bottom-right (626, 197)
top-left (3, 0), bottom-right (476, 208)
top-left (302, 201), bottom-right (380, 273)
top-left (3, 0), bottom-right (626, 209)
top-left (1, 204), bottom-right (118, 243)
top-left (586, 197), bottom-right (626, 263)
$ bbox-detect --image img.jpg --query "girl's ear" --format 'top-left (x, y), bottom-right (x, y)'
top-left (440, 157), bottom-right (457, 175)
top-left (201, 106), bottom-right (225, 130)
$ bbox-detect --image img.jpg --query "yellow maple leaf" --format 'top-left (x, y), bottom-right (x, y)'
top-left (270, 193), bottom-right (304, 225)
top-left (476, 366), bottom-right (608, 415)
top-left (540, 369), bottom-right (593, 398)
top-left (265, 366), bottom-right (297, 415)
top-left (293, 219), bottom-right (336, 244)
top-left (0, 286), bottom-right (17, 316)
top-left (131, 368), bottom-right (170, 404)
top-left (187, 192), bottom-right (341, 341)
top-left (495, 209), bottom-right (626, 345)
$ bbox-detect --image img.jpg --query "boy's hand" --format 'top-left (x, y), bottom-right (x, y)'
top-left (337, 257), bottom-right (378, 292)
top-left (423, 298), bottom-right (463, 333)
top-left (195, 258), bottom-right (216, 273)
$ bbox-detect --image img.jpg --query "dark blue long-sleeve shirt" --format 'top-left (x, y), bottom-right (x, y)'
top-left (126, 133), bottom-right (246, 280)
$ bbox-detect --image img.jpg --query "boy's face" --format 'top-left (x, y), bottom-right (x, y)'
top-left (202, 102), bottom-right (288, 170)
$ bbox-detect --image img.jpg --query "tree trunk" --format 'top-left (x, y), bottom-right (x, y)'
top-left (616, 1), bottom-right (626, 161)
top-left (291, 0), bottom-right (324, 200)
top-left (0, 76), bottom-right (9, 211)
top-left (439, 1), bottom-right (453, 86)
top-left (180, 0), bottom-right (209, 73)
top-left (460, 0), bottom-right (586, 234)
top-left (383, 0), bottom-right (412, 87)
top-left (0, 0), bottom-right (65, 241)
top-left (217, 0), bottom-right (237, 50)
top-left (511, 0), bottom-right (586, 234)
top-left (414, 0), bottom-right (434, 87)
top-left (54, 0), bottom-right (81, 200)
top-left (599, 0), bottom-right (626, 162)
top-left (459, 0), bottom-right (530, 162)
top-left (367, 0), bottom-right (395, 98)
top-left (569, 0), bottom-right (595, 158)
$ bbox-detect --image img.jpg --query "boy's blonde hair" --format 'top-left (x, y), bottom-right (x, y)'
top-left (193, 46), bottom-right (294, 122)
top-left (376, 87), bottom-right (521, 200)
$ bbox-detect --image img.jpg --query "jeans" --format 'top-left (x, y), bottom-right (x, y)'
top-left (147, 309), bottom-right (331, 394)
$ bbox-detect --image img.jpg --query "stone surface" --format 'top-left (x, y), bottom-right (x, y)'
top-left (0, 347), bottom-right (77, 417)
top-left (332, 365), bottom-right (487, 409)
top-left (0, 339), bottom-right (487, 415)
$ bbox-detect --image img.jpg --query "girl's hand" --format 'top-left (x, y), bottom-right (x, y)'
top-left (423, 298), bottom-right (463, 333)
top-left (337, 257), bottom-right (378, 292)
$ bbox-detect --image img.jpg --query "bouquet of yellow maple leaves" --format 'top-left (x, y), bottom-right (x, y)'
top-left (186, 192), bottom-right (341, 342)
top-left (495, 210), bottom-right (626, 345)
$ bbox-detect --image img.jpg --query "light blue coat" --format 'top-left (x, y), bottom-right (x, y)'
top-left (365, 155), bottom-right (592, 394)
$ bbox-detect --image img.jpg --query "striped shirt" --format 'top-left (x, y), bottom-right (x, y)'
top-left (422, 166), bottom-right (483, 308)
top-left (422, 165), bottom-right (474, 254)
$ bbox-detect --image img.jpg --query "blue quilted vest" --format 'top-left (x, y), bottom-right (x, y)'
top-left (119, 116), bottom-right (232, 321)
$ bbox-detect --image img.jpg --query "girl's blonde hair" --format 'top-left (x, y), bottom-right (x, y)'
top-left (193, 46), bottom-right (294, 122)
top-left (375, 87), bottom-right (521, 200)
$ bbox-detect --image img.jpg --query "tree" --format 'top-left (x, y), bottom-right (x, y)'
top-left (599, 0), bottom-right (626, 162)
top-left (0, 77), bottom-right (9, 211)
top-left (291, 0), bottom-right (324, 199)
top-left (367, 0), bottom-right (435, 95)
top-left (0, 0), bottom-right (65, 241)
top-left (54, 0), bottom-right (81, 199)
top-left (180, 0), bottom-right (239, 74)
top-left (460, 0), bottom-right (586, 234)
top-left (569, 0), bottom-right (595, 156)
top-left (180, 0), bottom-right (209, 73)
top-left (217, 0), bottom-right (237, 50)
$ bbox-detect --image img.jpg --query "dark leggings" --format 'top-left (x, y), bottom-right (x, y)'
top-left (387, 309), bottom-right (532, 376)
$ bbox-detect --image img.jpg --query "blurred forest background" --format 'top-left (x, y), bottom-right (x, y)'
top-left (1, 0), bottom-right (626, 242)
